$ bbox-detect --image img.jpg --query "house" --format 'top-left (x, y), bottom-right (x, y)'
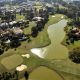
top-left (17, 19), bottom-right (27, 27)
top-left (72, 27), bottom-right (79, 33)
top-left (12, 27), bottom-right (27, 41)
top-left (27, 0), bottom-right (36, 6)
top-left (12, 27), bottom-right (23, 35)
top-left (0, 22), bottom-right (9, 29)
top-left (45, 3), bottom-right (55, 14)
top-left (71, 27), bottom-right (80, 39)
top-left (5, 39), bottom-right (11, 44)
top-left (9, 21), bottom-right (17, 27)
top-left (32, 17), bottom-right (44, 21)
top-left (0, 30), bottom-right (10, 41)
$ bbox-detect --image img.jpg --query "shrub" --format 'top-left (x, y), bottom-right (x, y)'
top-left (69, 47), bottom-right (80, 64)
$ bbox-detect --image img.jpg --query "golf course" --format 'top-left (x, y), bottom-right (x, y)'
top-left (0, 14), bottom-right (80, 80)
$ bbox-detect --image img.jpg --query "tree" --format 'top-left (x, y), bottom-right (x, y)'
top-left (10, 36), bottom-right (21, 48)
top-left (24, 71), bottom-right (29, 80)
top-left (36, 21), bottom-right (43, 31)
top-left (69, 47), bottom-right (80, 64)
top-left (0, 47), bottom-right (4, 55)
top-left (13, 70), bottom-right (19, 80)
top-left (26, 9), bottom-right (34, 21)
top-left (31, 27), bottom-right (38, 37)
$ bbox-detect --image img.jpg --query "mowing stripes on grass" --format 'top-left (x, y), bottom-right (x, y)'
top-left (1, 54), bottom-right (23, 70)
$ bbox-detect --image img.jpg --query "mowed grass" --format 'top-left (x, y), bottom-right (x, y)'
top-left (1, 54), bottom-right (23, 70)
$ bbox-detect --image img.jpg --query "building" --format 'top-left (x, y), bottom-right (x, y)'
top-left (12, 27), bottom-right (23, 35)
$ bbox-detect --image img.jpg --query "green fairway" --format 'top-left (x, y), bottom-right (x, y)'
top-left (1, 54), bottom-right (23, 70)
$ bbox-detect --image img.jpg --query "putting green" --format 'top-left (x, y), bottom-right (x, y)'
top-left (1, 54), bottom-right (23, 70)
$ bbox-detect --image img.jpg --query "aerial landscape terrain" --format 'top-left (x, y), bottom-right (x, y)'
top-left (1, 0), bottom-right (80, 80)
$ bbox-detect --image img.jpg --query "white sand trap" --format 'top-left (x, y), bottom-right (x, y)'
top-left (30, 48), bottom-right (46, 58)
top-left (16, 64), bottom-right (27, 71)
top-left (22, 54), bottom-right (30, 58)
top-left (52, 16), bottom-right (55, 18)
top-left (61, 16), bottom-right (64, 19)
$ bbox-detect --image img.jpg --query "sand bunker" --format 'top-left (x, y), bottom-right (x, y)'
top-left (52, 16), bottom-right (55, 18)
top-left (22, 54), bottom-right (30, 58)
top-left (61, 16), bottom-right (64, 19)
top-left (31, 48), bottom-right (46, 58)
top-left (16, 64), bottom-right (27, 71)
